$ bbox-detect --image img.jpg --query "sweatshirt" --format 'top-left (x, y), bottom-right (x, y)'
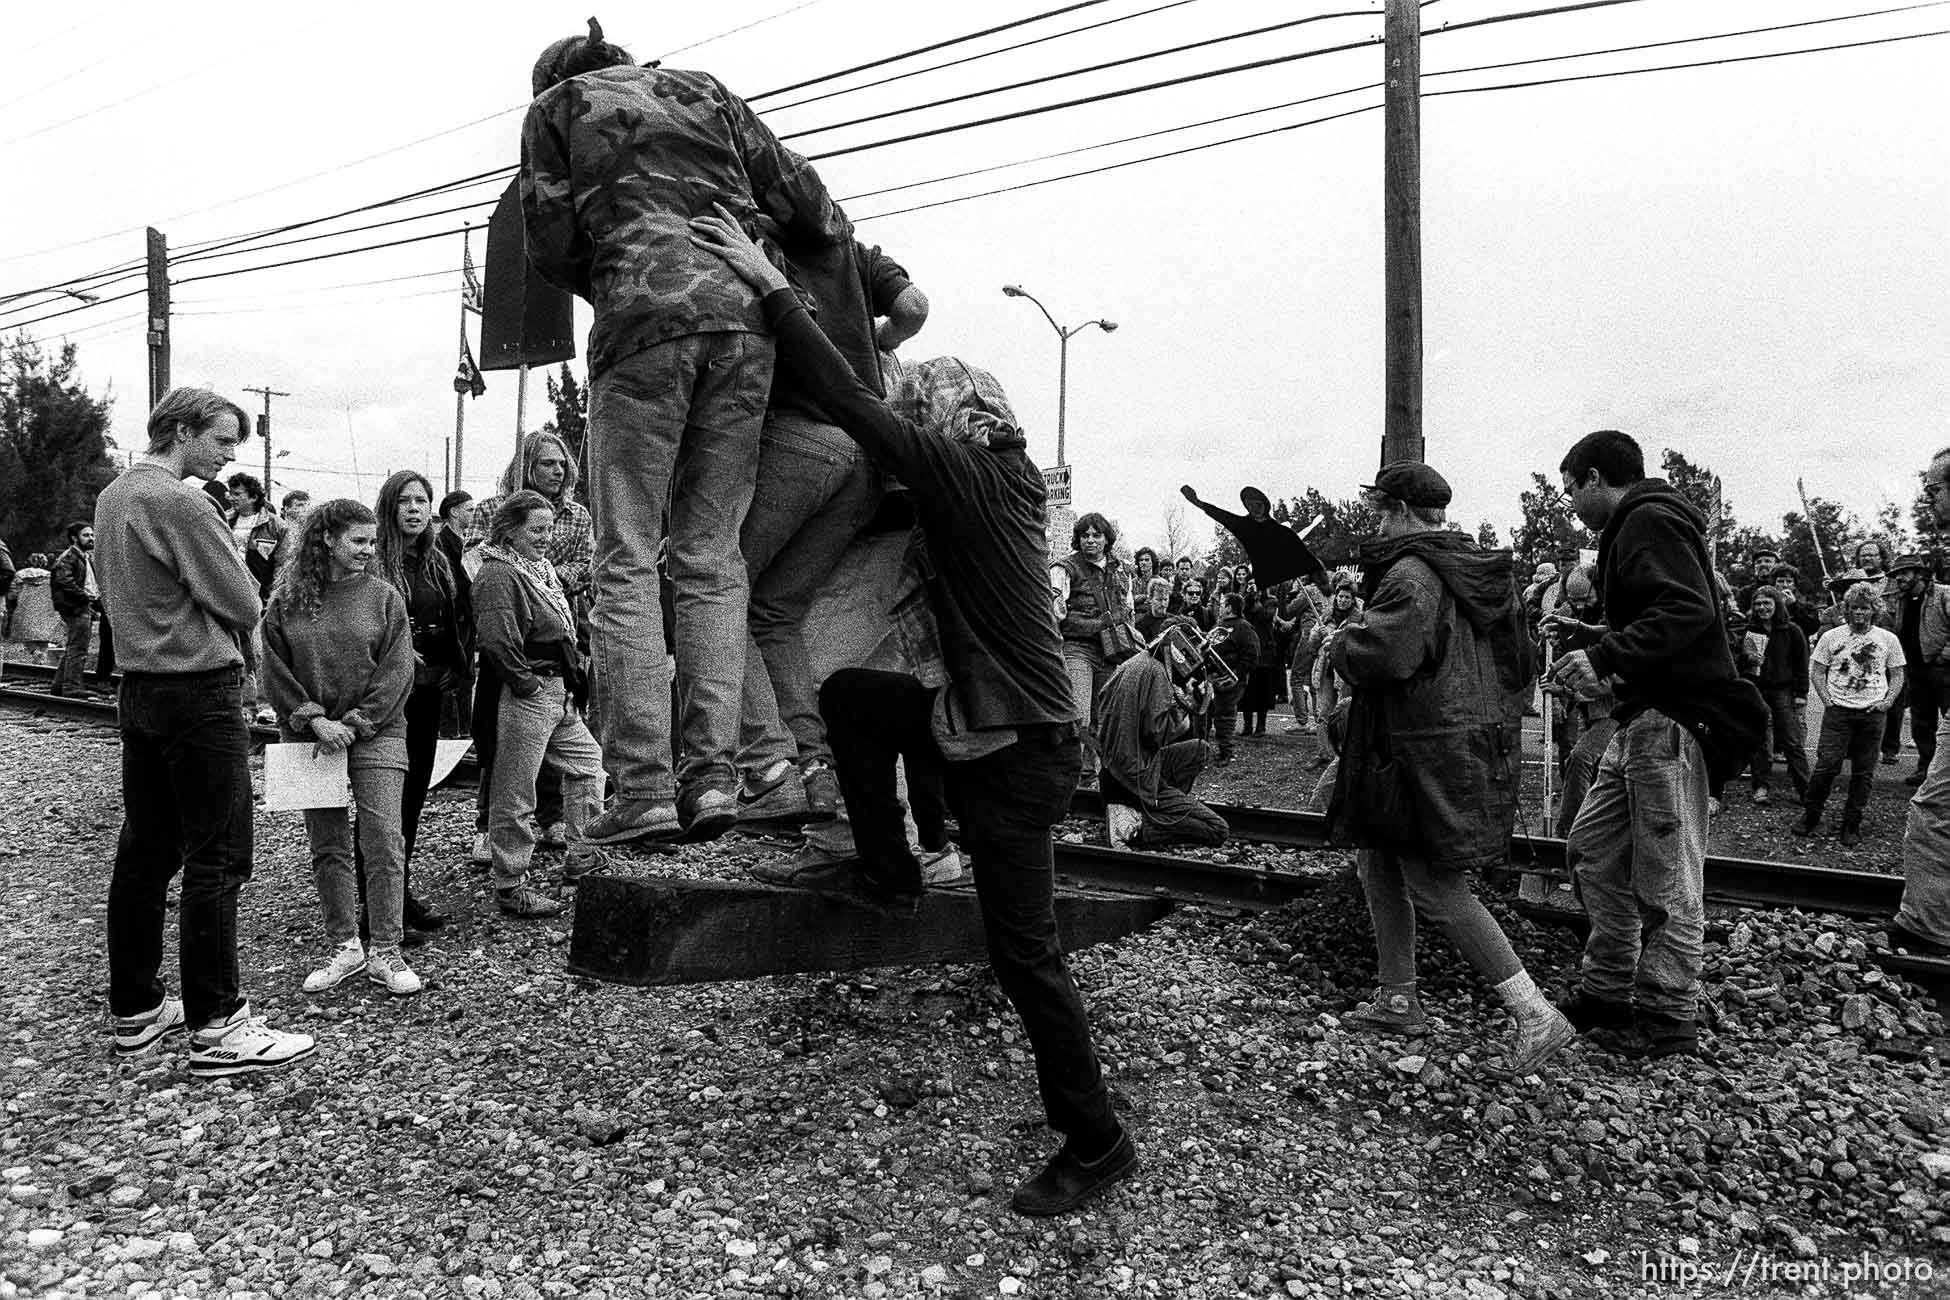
top-left (261, 573), bottom-right (413, 742)
top-left (93, 462), bottom-right (260, 673)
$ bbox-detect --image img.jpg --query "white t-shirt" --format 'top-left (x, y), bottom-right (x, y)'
top-left (1811, 624), bottom-right (1906, 710)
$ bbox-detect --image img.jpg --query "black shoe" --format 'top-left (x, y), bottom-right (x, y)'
top-left (1012, 1129), bottom-right (1138, 1217)
top-left (795, 859), bottom-right (922, 916)
top-left (1882, 752), bottom-right (1900, 766)
top-left (1791, 816), bottom-right (1817, 838)
top-left (1556, 989), bottom-right (1633, 1035)
top-left (1839, 823), bottom-right (1860, 847)
top-left (403, 895), bottom-right (447, 932)
top-left (1882, 922), bottom-right (1950, 957)
top-left (1618, 1010), bottom-right (1697, 1059)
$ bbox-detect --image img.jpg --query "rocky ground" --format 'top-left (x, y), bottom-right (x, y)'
top-left (3, 711), bottom-right (1949, 1299)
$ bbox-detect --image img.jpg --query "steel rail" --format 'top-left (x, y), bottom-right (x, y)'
top-left (0, 683), bottom-right (1906, 918)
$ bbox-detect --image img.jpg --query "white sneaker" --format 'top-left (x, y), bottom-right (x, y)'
top-left (302, 939), bottom-right (366, 993)
top-left (113, 996), bottom-right (186, 1057)
top-left (365, 948), bottom-right (424, 998)
top-left (471, 832), bottom-right (491, 866)
top-left (918, 843), bottom-right (964, 885)
top-left (188, 1004), bottom-right (315, 1079)
top-left (539, 820), bottom-right (569, 850)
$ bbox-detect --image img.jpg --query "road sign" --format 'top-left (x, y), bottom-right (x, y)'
top-left (1043, 464), bottom-right (1073, 507)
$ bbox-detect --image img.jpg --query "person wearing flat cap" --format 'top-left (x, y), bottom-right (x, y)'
top-left (1325, 461), bottom-right (1575, 1074)
top-left (1887, 552), bottom-right (1950, 785)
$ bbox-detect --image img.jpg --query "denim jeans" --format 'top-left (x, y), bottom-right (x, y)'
top-left (107, 668), bottom-right (253, 1028)
top-left (1805, 704), bottom-right (1884, 827)
top-left (737, 412), bottom-right (880, 774)
top-left (306, 739), bottom-right (408, 950)
top-left (55, 611), bottom-right (92, 694)
top-left (1062, 640), bottom-right (1106, 771)
top-left (1212, 683), bottom-right (1244, 759)
top-left (1751, 686), bottom-right (1809, 799)
top-left (1899, 710), bottom-right (1950, 943)
top-left (820, 668), bottom-right (1114, 1145)
top-left (487, 678), bottom-right (604, 889)
top-left (1556, 715), bottom-right (1618, 831)
top-left (585, 331), bottom-right (772, 801)
top-left (1909, 666), bottom-right (1945, 772)
top-left (1566, 709), bottom-right (1709, 1020)
top-left (1357, 849), bottom-right (1523, 988)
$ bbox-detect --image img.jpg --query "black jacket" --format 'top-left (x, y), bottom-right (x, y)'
top-left (1588, 480), bottom-right (1764, 780)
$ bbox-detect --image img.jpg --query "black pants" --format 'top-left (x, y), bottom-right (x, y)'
top-left (95, 613), bottom-right (116, 685)
top-left (820, 669), bottom-right (1116, 1145)
top-left (1807, 705), bottom-right (1883, 827)
top-left (107, 668), bottom-right (252, 1027)
top-left (1910, 668), bottom-right (1945, 772)
top-left (357, 684), bottom-right (441, 928)
top-left (1884, 683), bottom-right (1909, 758)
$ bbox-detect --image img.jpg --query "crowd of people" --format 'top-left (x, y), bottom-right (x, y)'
top-left (27, 18), bottom-right (1950, 1226)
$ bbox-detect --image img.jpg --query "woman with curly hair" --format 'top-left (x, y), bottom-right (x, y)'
top-left (1051, 511), bottom-right (1132, 785)
top-left (351, 470), bottom-right (472, 939)
top-left (262, 499), bottom-right (420, 996)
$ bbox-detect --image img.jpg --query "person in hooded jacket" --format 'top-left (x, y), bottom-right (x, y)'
top-left (1549, 430), bottom-right (1764, 1060)
top-left (1327, 462), bottom-right (1573, 1075)
top-left (7, 553), bottom-right (65, 662)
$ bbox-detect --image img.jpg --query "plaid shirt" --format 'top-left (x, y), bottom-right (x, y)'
top-left (464, 493), bottom-right (593, 596)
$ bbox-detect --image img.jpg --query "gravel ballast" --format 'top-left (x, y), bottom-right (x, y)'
top-left (2, 713), bottom-right (1948, 1298)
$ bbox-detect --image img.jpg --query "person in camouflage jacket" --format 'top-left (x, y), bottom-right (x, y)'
top-left (520, 19), bottom-right (846, 845)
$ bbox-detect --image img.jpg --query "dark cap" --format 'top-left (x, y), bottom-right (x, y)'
top-left (1364, 461), bottom-right (1452, 509)
top-left (1890, 552), bottom-right (1934, 576)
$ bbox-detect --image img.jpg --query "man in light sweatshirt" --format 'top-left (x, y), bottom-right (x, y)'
top-left (94, 387), bottom-right (314, 1079)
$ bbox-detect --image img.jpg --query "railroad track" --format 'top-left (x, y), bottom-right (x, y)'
top-left (0, 676), bottom-right (1910, 923)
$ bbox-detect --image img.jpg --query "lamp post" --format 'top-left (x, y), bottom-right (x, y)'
top-left (1001, 284), bottom-right (1116, 468)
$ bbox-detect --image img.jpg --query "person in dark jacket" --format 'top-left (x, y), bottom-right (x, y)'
top-left (1095, 624), bottom-right (1226, 849)
top-left (1051, 511), bottom-right (1131, 786)
top-left (1746, 584), bottom-right (1809, 805)
top-left (1240, 591), bottom-right (1283, 736)
top-left (1549, 430), bottom-right (1763, 1059)
top-left (1327, 462), bottom-right (1571, 1074)
top-left (690, 208), bottom-right (1135, 1218)
top-left (1207, 592), bottom-right (1258, 764)
top-left (51, 522), bottom-right (104, 697)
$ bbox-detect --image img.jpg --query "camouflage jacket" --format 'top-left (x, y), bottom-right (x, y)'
top-left (520, 65), bottom-right (843, 377)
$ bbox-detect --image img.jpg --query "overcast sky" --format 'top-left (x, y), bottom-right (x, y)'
top-left (3, 0), bottom-right (1944, 555)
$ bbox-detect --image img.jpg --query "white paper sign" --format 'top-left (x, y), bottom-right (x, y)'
top-left (430, 739), bottom-right (473, 790)
top-left (262, 743), bottom-right (351, 812)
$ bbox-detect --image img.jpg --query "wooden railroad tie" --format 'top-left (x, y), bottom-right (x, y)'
top-left (567, 874), bottom-right (1174, 987)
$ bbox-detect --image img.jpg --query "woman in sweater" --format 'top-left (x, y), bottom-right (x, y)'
top-left (1747, 584), bottom-right (1810, 806)
top-left (474, 491), bottom-right (604, 917)
top-left (263, 499), bottom-right (421, 997)
top-left (353, 470), bottom-right (472, 938)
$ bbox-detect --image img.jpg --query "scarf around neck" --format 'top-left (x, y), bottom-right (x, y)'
top-left (481, 543), bottom-right (574, 633)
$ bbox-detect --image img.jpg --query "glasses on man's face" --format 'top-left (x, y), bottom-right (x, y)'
top-left (1925, 479), bottom-right (1950, 499)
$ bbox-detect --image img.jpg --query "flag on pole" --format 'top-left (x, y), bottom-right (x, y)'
top-left (461, 231), bottom-right (484, 315)
top-left (454, 333), bottom-right (486, 398)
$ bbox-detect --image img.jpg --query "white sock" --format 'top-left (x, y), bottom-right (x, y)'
top-left (1494, 970), bottom-right (1553, 1021)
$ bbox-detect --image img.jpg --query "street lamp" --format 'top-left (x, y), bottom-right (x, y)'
top-left (1001, 284), bottom-right (1117, 468)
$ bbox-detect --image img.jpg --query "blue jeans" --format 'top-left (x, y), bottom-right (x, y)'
top-left (1751, 686), bottom-right (1809, 799)
top-left (1805, 704), bottom-right (1883, 826)
top-left (585, 331), bottom-right (773, 801)
top-left (736, 411), bottom-right (880, 773)
top-left (306, 740), bottom-right (408, 950)
top-left (1899, 710), bottom-right (1950, 943)
top-left (1566, 709), bottom-right (1709, 1020)
top-left (55, 611), bottom-right (92, 694)
top-left (487, 679), bottom-right (605, 889)
top-left (107, 668), bottom-right (253, 1028)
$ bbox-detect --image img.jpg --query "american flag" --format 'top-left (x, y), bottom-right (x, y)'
top-left (461, 232), bottom-right (484, 315)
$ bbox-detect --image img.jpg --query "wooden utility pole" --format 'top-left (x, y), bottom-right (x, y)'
top-left (1381, 0), bottom-right (1423, 468)
top-left (243, 385), bottom-right (289, 494)
top-left (144, 228), bottom-right (170, 411)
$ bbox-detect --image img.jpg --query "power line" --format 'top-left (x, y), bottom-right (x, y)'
top-left (764, 0), bottom-right (1206, 114)
top-left (787, 8), bottom-right (1383, 139)
top-left (653, 0), bottom-right (834, 60)
top-left (171, 226), bottom-right (469, 289)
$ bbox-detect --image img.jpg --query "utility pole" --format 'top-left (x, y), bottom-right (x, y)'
top-left (145, 228), bottom-right (170, 411)
top-left (1381, 0), bottom-right (1423, 468)
top-left (243, 385), bottom-right (290, 494)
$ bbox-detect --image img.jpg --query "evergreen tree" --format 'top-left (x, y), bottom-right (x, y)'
top-left (540, 363), bottom-right (588, 469)
top-left (1513, 472), bottom-right (1593, 570)
top-left (0, 335), bottom-right (116, 558)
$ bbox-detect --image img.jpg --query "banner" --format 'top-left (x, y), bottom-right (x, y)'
top-left (453, 334), bottom-right (485, 398)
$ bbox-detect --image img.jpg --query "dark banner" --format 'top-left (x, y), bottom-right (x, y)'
top-left (481, 180), bottom-right (576, 371)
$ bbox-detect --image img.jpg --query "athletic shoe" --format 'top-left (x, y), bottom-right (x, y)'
top-left (1344, 986), bottom-right (1429, 1035)
top-left (403, 895), bottom-right (446, 932)
top-left (741, 757), bottom-right (793, 801)
top-left (584, 798), bottom-right (681, 845)
top-left (113, 996), bottom-right (186, 1057)
top-left (738, 764), bottom-right (811, 826)
top-left (470, 832), bottom-right (491, 866)
top-left (1012, 1129), bottom-right (1138, 1217)
top-left (748, 842), bottom-right (858, 886)
top-left (365, 948), bottom-right (423, 997)
top-left (678, 786), bottom-right (738, 843)
top-left (252, 705), bottom-right (278, 727)
top-left (1791, 816), bottom-right (1818, 838)
top-left (1505, 1007), bottom-right (1577, 1075)
top-left (1707, 797), bottom-right (1722, 817)
top-left (1882, 752), bottom-right (1900, 766)
top-left (1751, 787), bottom-right (1770, 807)
top-left (1839, 823), bottom-right (1860, 847)
top-left (538, 821), bottom-right (569, 850)
top-left (918, 843), bottom-right (964, 885)
top-left (188, 1005), bottom-right (315, 1079)
top-left (562, 847), bottom-right (609, 882)
top-left (302, 939), bottom-right (367, 993)
top-left (801, 761), bottom-right (841, 820)
top-left (1556, 988), bottom-right (1633, 1034)
top-left (497, 886), bottom-right (564, 919)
